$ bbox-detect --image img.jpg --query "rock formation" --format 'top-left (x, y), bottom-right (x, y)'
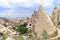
top-left (27, 6), bottom-right (57, 38)
top-left (0, 18), bottom-right (14, 26)
top-left (0, 24), bottom-right (17, 35)
top-left (52, 6), bottom-right (60, 27)
top-left (0, 18), bottom-right (18, 35)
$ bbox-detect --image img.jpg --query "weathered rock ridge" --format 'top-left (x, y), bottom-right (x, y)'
top-left (27, 6), bottom-right (57, 38)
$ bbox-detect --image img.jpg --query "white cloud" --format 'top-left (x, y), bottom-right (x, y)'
top-left (0, 0), bottom-right (55, 17)
top-left (0, 0), bottom-right (54, 7)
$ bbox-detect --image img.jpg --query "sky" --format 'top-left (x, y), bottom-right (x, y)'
top-left (0, 0), bottom-right (60, 18)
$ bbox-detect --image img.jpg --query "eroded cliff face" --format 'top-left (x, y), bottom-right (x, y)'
top-left (52, 6), bottom-right (60, 27)
top-left (27, 6), bottom-right (57, 38)
top-left (0, 18), bottom-right (17, 35)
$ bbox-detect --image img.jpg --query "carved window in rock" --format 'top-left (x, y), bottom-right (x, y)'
top-left (28, 23), bottom-right (32, 28)
top-left (29, 24), bottom-right (32, 26)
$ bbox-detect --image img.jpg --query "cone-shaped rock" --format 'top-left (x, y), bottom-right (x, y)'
top-left (31, 6), bottom-right (57, 38)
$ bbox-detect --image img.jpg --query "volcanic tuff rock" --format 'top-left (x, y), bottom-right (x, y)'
top-left (0, 18), bottom-right (14, 26)
top-left (52, 6), bottom-right (60, 27)
top-left (0, 18), bottom-right (18, 35)
top-left (0, 24), bottom-right (17, 35)
top-left (27, 6), bottom-right (57, 38)
top-left (0, 18), bottom-right (23, 26)
top-left (0, 18), bottom-right (7, 25)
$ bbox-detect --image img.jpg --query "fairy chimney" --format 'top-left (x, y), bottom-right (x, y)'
top-left (31, 6), bottom-right (57, 38)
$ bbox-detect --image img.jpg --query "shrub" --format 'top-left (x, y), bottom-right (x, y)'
top-left (16, 27), bottom-right (28, 34)
top-left (42, 30), bottom-right (48, 39)
top-left (57, 37), bottom-right (60, 40)
top-left (13, 23), bottom-right (28, 34)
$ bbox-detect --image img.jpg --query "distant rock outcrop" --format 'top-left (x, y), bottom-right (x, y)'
top-left (0, 18), bottom-right (6, 25)
top-left (0, 18), bottom-right (18, 35)
top-left (0, 24), bottom-right (17, 35)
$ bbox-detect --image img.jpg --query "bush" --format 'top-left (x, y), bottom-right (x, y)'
top-left (13, 23), bottom-right (28, 34)
top-left (16, 27), bottom-right (28, 34)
